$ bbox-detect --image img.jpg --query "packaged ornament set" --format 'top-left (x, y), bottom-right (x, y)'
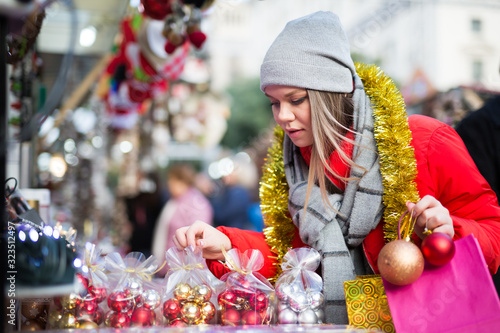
top-left (41, 244), bottom-right (328, 329)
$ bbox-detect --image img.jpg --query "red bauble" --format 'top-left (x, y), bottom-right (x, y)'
top-left (107, 291), bottom-right (135, 312)
top-left (89, 286), bottom-right (108, 304)
top-left (53, 296), bottom-right (62, 310)
top-left (140, 0), bottom-right (172, 20)
top-left (94, 306), bottom-right (104, 325)
top-left (249, 291), bottom-right (268, 311)
top-left (107, 311), bottom-right (131, 328)
top-left (76, 298), bottom-right (98, 320)
top-left (170, 319), bottom-right (187, 327)
top-left (378, 239), bottom-right (425, 285)
top-left (421, 232), bottom-right (456, 266)
top-left (162, 299), bottom-right (181, 320)
top-left (241, 310), bottom-right (261, 325)
top-left (188, 31), bottom-right (206, 49)
top-left (221, 308), bottom-right (241, 326)
top-left (165, 42), bottom-right (179, 55)
top-left (131, 307), bottom-right (155, 327)
top-left (219, 290), bottom-right (237, 308)
top-left (76, 273), bottom-right (89, 289)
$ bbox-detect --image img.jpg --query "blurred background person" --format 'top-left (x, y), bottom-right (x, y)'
top-left (124, 170), bottom-right (167, 257)
top-left (455, 95), bottom-right (500, 201)
top-left (204, 155), bottom-right (264, 231)
top-left (152, 163), bottom-right (214, 276)
top-left (455, 92), bottom-right (500, 296)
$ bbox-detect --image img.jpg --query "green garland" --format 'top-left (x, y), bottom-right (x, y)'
top-left (259, 63), bottom-right (420, 282)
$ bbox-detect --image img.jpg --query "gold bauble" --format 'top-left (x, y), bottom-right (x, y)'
top-left (200, 301), bottom-right (216, 322)
top-left (173, 283), bottom-right (192, 301)
top-left (48, 310), bottom-right (64, 328)
top-left (21, 301), bottom-right (47, 320)
top-left (21, 318), bottom-right (45, 331)
top-left (78, 320), bottom-right (99, 329)
top-left (378, 239), bottom-right (424, 285)
top-left (193, 284), bottom-right (212, 303)
top-left (60, 312), bottom-right (79, 329)
top-left (181, 302), bottom-right (201, 324)
top-left (60, 293), bottom-right (80, 311)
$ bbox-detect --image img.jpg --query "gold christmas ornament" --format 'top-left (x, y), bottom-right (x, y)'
top-left (78, 320), bottom-right (99, 329)
top-left (60, 293), bottom-right (80, 311)
top-left (21, 318), bottom-right (45, 331)
top-left (181, 302), bottom-right (201, 324)
top-left (173, 283), bottom-right (192, 301)
top-left (48, 310), bottom-right (63, 328)
top-left (60, 312), bottom-right (79, 329)
top-left (21, 301), bottom-right (47, 320)
top-left (200, 301), bottom-right (216, 321)
top-left (193, 284), bottom-right (212, 303)
top-left (378, 238), bottom-right (424, 285)
top-left (378, 211), bottom-right (424, 285)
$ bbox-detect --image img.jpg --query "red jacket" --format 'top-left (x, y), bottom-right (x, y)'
top-left (206, 115), bottom-right (500, 278)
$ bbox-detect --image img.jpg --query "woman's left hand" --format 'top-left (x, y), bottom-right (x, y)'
top-left (406, 195), bottom-right (454, 240)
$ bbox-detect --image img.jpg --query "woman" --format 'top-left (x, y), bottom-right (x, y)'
top-left (151, 163), bottom-right (213, 276)
top-left (173, 11), bottom-right (500, 323)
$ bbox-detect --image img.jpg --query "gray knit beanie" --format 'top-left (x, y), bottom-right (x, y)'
top-left (260, 11), bottom-right (355, 93)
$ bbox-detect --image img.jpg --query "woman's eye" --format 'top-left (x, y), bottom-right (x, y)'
top-left (291, 97), bottom-right (306, 105)
top-left (270, 101), bottom-right (279, 107)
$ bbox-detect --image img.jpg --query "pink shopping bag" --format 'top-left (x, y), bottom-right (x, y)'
top-left (383, 234), bottom-right (500, 333)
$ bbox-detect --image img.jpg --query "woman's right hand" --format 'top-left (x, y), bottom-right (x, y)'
top-left (173, 220), bottom-right (232, 261)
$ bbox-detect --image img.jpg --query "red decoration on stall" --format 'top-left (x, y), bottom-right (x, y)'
top-left (131, 307), bottom-right (156, 326)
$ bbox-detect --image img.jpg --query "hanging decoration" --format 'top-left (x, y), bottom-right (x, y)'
top-left (98, 0), bottom-right (215, 130)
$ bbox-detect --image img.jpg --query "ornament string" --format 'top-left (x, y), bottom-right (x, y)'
top-left (221, 246), bottom-right (250, 276)
top-left (124, 261), bottom-right (167, 281)
top-left (167, 263), bottom-right (204, 273)
top-left (397, 209), bottom-right (417, 241)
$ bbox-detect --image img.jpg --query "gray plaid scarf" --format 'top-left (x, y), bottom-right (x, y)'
top-left (283, 74), bottom-right (384, 324)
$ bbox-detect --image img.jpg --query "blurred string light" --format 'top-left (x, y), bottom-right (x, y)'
top-left (64, 138), bottom-right (76, 153)
top-left (119, 140), bottom-right (133, 153)
top-left (92, 136), bottom-right (103, 148)
top-left (37, 152), bottom-right (52, 172)
top-left (79, 26), bottom-right (97, 47)
top-left (208, 152), bottom-right (252, 179)
top-left (49, 155), bottom-right (68, 178)
top-left (129, 0), bottom-right (141, 8)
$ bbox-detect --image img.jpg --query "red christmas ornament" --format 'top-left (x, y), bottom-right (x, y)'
top-left (76, 298), bottom-right (98, 320)
top-left (107, 291), bottom-right (135, 312)
top-left (249, 291), bottom-right (268, 311)
top-left (170, 318), bottom-right (187, 327)
top-left (162, 299), bottom-right (181, 320)
top-left (53, 296), bottom-right (62, 310)
top-left (164, 41), bottom-right (179, 55)
top-left (94, 306), bottom-right (104, 325)
top-left (188, 31), bottom-right (206, 49)
top-left (131, 307), bottom-right (156, 327)
top-left (76, 273), bottom-right (89, 289)
top-left (107, 311), bottom-right (131, 328)
top-left (89, 286), bottom-right (108, 304)
top-left (421, 232), bottom-right (456, 266)
top-left (219, 290), bottom-right (237, 308)
top-left (241, 310), bottom-right (261, 325)
top-left (140, 0), bottom-right (172, 20)
top-left (221, 308), bottom-right (241, 326)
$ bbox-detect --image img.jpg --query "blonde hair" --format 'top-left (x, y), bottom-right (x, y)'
top-left (305, 90), bottom-right (363, 209)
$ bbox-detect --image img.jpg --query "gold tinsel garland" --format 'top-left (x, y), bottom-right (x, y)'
top-left (259, 63), bottom-right (420, 282)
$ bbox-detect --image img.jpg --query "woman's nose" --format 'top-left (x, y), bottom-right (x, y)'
top-left (276, 104), bottom-right (295, 122)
